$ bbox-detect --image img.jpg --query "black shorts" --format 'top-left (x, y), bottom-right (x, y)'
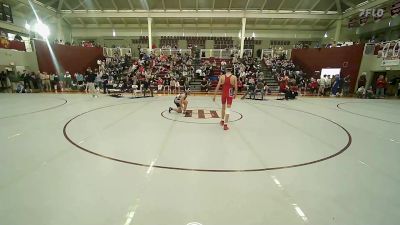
top-left (175, 102), bottom-right (181, 108)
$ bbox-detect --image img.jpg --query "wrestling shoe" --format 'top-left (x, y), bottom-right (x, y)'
top-left (223, 124), bottom-right (229, 130)
top-left (220, 120), bottom-right (224, 126)
top-left (169, 107), bottom-right (172, 113)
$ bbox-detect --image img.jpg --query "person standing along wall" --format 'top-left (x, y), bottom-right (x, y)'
top-left (376, 75), bottom-right (387, 99)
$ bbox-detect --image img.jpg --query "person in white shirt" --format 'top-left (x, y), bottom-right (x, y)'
top-left (317, 76), bottom-right (326, 96)
top-left (325, 75), bottom-right (332, 96)
top-left (356, 86), bottom-right (365, 98)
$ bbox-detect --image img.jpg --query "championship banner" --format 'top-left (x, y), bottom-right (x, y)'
top-left (359, 16), bottom-right (368, 26)
top-left (0, 38), bottom-right (26, 51)
top-left (391, 0), bottom-right (400, 17)
top-left (348, 17), bottom-right (359, 28)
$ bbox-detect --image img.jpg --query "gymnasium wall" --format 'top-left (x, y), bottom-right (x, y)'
top-left (357, 53), bottom-right (400, 89)
top-left (291, 44), bottom-right (365, 92)
top-left (0, 48), bottom-right (39, 72)
top-left (34, 40), bottom-right (104, 75)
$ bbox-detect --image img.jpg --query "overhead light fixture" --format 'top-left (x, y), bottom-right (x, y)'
top-left (25, 21), bottom-right (31, 31)
top-left (252, 32), bottom-right (256, 38)
top-left (34, 20), bottom-right (50, 39)
top-left (112, 29), bottom-right (116, 37)
top-left (324, 32), bottom-right (328, 38)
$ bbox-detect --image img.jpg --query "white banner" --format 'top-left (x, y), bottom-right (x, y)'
top-left (381, 59), bottom-right (400, 66)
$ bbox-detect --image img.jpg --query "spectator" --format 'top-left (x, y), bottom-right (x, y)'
top-left (0, 70), bottom-right (6, 88)
top-left (342, 75), bottom-right (350, 96)
top-left (356, 86), bottom-right (365, 98)
top-left (397, 82), bottom-right (400, 98)
top-left (317, 76), bottom-right (326, 96)
top-left (40, 72), bottom-right (48, 92)
top-left (49, 73), bottom-right (55, 91)
top-left (65, 71), bottom-right (72, 89)
top-left (170, 79), bottom-right (176, 94)
top-left (325, 75), bottom-right (332, 96)
top-left (163, 77), bottom-right (171, 94)
top-left (308, 78), bottom-right (318, 95)
top-left (237, 78), bottom-right (243, 93)
top-left (53, 73), bottom-right (60, 93)
top-left (376, 75), bottom-right (386, 98)
top-left (200, 78), bottom-right (210, 92)
top-left (331, 75), bottom-right (340, 96)
top-left (86, 70), bottom-right (97, 97)
top-left (22, 70), bottom-right (32, 92)
top-left (157, 77), bottom-right (163, 93)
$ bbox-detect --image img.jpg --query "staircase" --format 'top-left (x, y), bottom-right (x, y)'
top-left (189, 78), bottom-right (203, 91)
top-left (260, 61), bottom-right (279, 94)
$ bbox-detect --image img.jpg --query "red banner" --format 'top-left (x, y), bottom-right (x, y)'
top-left (0, 38), bottom-right (26, 51)
top-left (359, 16), bottom-right (368, 26)
top-left (391, 0), bottom-right (400, 17)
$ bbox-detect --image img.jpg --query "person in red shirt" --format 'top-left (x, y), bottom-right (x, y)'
top-left (157, 77), bottom-right (163, 93)
top-left (237, 79), bottom-right (243, 93)
top-left (308, 78), bottom-right (318, 95)
top-left (278, 75), bottom-right (289, 93)
top-left (376, 75), bottom-right (387, 99)
top-left (213, 68), bottom-right (238, 131)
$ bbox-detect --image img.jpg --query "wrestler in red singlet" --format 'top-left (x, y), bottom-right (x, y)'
top-left (213, 68), bottom-right (238, 131)
top-left (221, 74), bottom-right (234, 105)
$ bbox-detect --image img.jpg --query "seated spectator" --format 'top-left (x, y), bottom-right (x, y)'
top-left (356, 86), bottom-right (365, 98)
top-left (241, 82), bottom-right (255, 100)
top-left (251, 81), bottom-right (266, 99)
top-left (284, 85), bottom-right (296, 100)
top-left (308, 78), bottom-right (318, 95)
top-left (157, 77), bottom-right (163, 93)
top-left (237, 79), bottom-right (243, 93)
top-left (365, 86), bottom-right (375, 99)
top-left (200, 78), bottom-right (210, 92)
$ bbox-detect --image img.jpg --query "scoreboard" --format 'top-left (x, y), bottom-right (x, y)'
top-left (0, 2), bottom-right (13, 23)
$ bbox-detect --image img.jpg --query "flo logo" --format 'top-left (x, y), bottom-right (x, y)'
top-left (360, 8), bottom-right (385, 18)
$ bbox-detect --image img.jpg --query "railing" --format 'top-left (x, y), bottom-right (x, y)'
top-left (103, 47), bottom-right (132, 57)
top-left (140, 48), bottom-right (192, 56)
top-left (261, 48), bottom-right (290, 59)
top-left (200, 49), bottom-right (253, 58)
top-left (378, 40), bottom-right (400, 59)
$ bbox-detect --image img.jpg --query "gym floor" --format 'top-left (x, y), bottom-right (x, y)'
top-left (0, 94), bottom-right (399, 225)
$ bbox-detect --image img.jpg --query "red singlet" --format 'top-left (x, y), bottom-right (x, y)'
top-left (221, 74), bottom-right (234, 105)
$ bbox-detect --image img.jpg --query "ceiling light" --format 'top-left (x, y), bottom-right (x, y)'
top-left (25, 21), bottom-right (31, 31)
top-left (34, 20), bottom-right (50, 39)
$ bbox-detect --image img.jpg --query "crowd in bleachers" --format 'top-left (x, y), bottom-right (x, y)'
top-left (263, 56), bottom-right (303, 100)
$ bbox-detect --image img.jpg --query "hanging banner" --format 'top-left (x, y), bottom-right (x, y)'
top-left (359, 16), bottom-right (368, 26)
top-left (391, 0), bottom-right (400, 17)
top-left (381, 59), bottom-right (400, 66)
top-left (348, 17), bottom-right (359, 28)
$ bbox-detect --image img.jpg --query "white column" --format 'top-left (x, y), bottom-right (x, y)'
top-left (240, 17), bottom-right (246, 58)
top-left (148, 17), bottom-right (152, 52)
top-left (57, 15), bottom-right (64, 42)
top-left (334, 19), bottom-right (341, 42)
